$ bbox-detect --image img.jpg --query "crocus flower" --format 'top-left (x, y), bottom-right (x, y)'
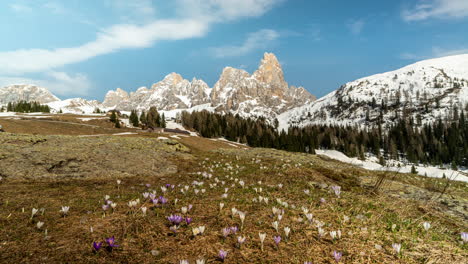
top-left (196, 259), bottom-right (205, 264)
top-left (105, 236), bottom-right (119, 248)
top-left (181, 207), bottom-right (188, 214)
top-left (167, 214), bottom-right (184, 225)
top-left (185, 217), bottom-right (193, 225)
top-left (219, 203), bottom-right (225, 212)
top-left (318, 227), bottom-right (325, 238)
top-left (102, 204), bottom-right (109, 211)
top-left (331, 186), bottom-right (341, 198)
top-left (330, 231), bottom-right (337, 240)
top-left (462, 232), bottom-right (468, 243)
top-left (31, 208), bottom-right (38, 219)
top-left (93, 242), bottom-right (102, 252)
top-left (179, 260), bottom-right (189, 264)
top-left (320, 198), bottom-right (326, 204)
top-left (422, 222), bottom-right (431, 231)
top-left (60, 206), bottom-right (70, 216)
top-left (238, 211), bottom-right (246, 229)
top-left (159, 196), bottom-right (168, 205)
top-left (274, 235), bottom-right (281, 247)
top-left (259, 233), bottom-right (266, 251)
top-left (304, 262), bottom-right (312, 264)
top-left (333, 251), bottom-right (342, 262)
top-left (170, 225), bottom-right (179, 234)
top-left (237, 236), bottom-right (246, 248)
top-left (392, 243), bottom-right (401, 256)
top-left (141, 207), bottom-right (147, 216)
top-left (222, 227), bottom-right (231, 238)
top-left (218, 250), bottom-right (228, 262)
top-left (284, 227), bottom-right (291, 238)
top-left (36, 221), bottom-right (44, 229)
top-left (272, 221), bottom-right (280, 232)
top-left (116, 180), bottom-right (121, 185)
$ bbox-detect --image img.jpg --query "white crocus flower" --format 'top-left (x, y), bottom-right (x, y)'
top-left (231, 208), bottom-right (238, 217)
top-left (284, 227), bottom-right (291, 238)
top-left (141, 207), bottom-right (147, 216)
top-left (36, 221), bottom-right (44, 229)
top-left (196, 259), bottom-right (205, 264)
top-left (31, 208), bottom-right (39, 219)
top-left (181, 207), bottom-right (188, 214)
top-left (259, 233), bottom-right (267, 252)
top-left (272, 221), bottom-right (280, 232)
top-left (60, 206), bottom-right (70, 216)
top-left (423, 222), bottom-right (431, 231)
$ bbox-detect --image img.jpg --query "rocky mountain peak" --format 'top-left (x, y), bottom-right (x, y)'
top-left (253, 52), bottom-right (287, 91)
top-left (0, 84), bottom-right (60, 105)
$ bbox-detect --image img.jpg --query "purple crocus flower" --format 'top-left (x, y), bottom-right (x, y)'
top-left (106, 236), bottom-right (119, 247)
top-left (93, 242), bottom-right (102, 251)
top-left (230, 226), bottom-right (238, 234)
top-left (185, 217), bottom-right (193, 225)
top-left (218, 250), bottom-right (228, 262)
top-left (188, 204), bottom-right (193, 211)
top-left (333, 251), bottom-right (342, 263)
top-left (304, 262), bottom-right (312, 264)
top-left (151, 198), bottom-right (159, 205)
top-left (149, 193), bottom-right (156, 200)
top-left (159, 196), bottom-right (168, 205)
top-left (105, 236), bottom-right (119, 251)
top-left (165, 184), bottom-right (171, 188)
top-left (320, 198), bottom-right (326, 204)
top-left (167, 214), bottom-right (184, 225)
top-left (274, 235), bottom-right (281, 246)
top-left (222, 227), bottom-right (231, 238)
top-left (145, 183), bottom-right (151, 188)
top-left (102, 204), bottom-right (109, 211)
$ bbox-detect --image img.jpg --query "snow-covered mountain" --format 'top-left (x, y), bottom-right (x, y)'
top-left (280, 54), bottom-right (468, 130)
top-left (47, 98), bottom-right (102, 114)
top-left (102, 73), bottom-right (211, 110)
top-left (103, 53), bottom-right (316, 120)
top-left (0, 84), bottom-right (60, 105)
top-left (210, 53), bottom-right (315, 120)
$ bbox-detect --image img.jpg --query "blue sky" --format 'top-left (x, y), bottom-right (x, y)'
top-left (0, 0), bottom-right (467, 100)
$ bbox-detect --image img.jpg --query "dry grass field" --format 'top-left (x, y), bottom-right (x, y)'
top-left (0, 115), bottom-right (467, 263)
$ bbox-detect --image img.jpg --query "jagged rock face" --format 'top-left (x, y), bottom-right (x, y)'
top-left (0, 84), bottom-right (60, 105)
top-left (280, 53), bottom-right (468, 129)
top-left (103, 73), bottom-right (211, 111)
top-left (211, 53), bottom-right (316, 119)
top-left (102, 88), bottom-right (130, 108)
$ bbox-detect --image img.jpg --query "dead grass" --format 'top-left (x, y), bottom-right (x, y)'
top-left (0, 122), bottom-right (467, 263)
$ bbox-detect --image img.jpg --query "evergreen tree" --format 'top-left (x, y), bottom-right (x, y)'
top-left (110, 111), bottom-right (117, 123)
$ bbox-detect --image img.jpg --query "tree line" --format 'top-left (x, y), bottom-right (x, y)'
top-left (110, 107), bottom-right (166, 129)
top-left (6, 101), bottom-right (50, 113)
top-left (180, 110), bottom-right (468, 168)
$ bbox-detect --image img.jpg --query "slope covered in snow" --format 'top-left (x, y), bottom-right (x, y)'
top-left (280, 54), bottom-right (468, 129)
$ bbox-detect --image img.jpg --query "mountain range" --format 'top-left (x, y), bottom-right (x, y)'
top-left (1, 53), bottom-right (467, 130)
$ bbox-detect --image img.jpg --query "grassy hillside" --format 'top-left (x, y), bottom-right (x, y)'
top-left (0, 131), bottom-right (467, 263)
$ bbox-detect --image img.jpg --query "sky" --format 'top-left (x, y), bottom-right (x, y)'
top-left (0, 0), bottom-right (467, 100)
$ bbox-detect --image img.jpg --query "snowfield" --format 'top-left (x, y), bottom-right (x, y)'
top-left (315, 149), bottom-right (468, 183)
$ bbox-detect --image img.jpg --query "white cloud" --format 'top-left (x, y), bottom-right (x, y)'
top-left (107, 0), bottom-right (156, 22)
top-left (0, 0), bottom-right (282, 96)
top-left (43, 2), bottom-right (66, 14)
top-left (10, 3), bottom-right (32, 13)
top-left (432, 46), bottom-right (468, 57)
top-left (347, 19), bottom-right (365, 35)
top-left (0, 19), bottom-right (208, 75)
top-left (0, 72), bottom-right (92, 96)
top-left (211, 29), bottom-right (279, 58)
top-left (402, 0), bottom-right (468, 21)
top-left (400, 46), bottom-right (468, 60)
top-left (177, 0), bottom-right (283, 22)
